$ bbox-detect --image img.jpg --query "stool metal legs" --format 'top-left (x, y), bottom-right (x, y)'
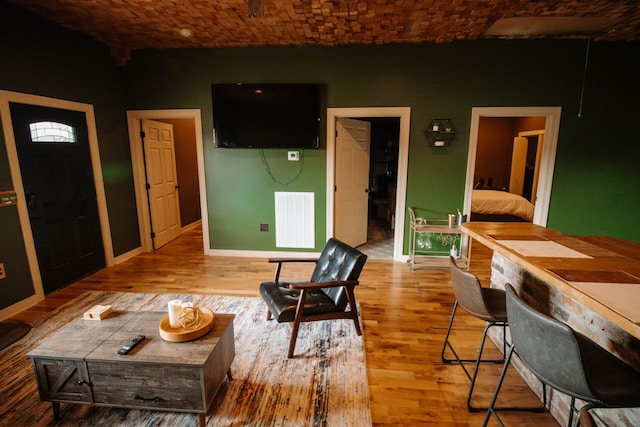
top-left (442, 301), bottom-right (548, 413)
top-left (483, 344), bottom-right (548, 426)
top-left (441, 300), bottom-right (507, 411)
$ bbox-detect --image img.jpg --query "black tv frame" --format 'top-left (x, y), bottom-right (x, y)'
top-left (212, 83), bottom-right (325, 149)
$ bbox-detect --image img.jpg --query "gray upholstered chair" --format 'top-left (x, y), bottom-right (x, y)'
top-left (259, 238), bottom-right (367, 358)
top-left (484, 284), bottom-right (640, 427)
top-left (442, 256), bottom-right (534, 411)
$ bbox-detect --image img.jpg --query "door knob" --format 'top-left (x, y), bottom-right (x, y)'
top-left (26, 193), bottom-right (36, 210)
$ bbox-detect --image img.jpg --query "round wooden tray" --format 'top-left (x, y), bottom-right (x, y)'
top-left (159, 307), bottom-right (215, 342)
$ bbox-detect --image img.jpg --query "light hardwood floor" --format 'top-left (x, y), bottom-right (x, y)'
top-left (9, 227), bottom-right (559, 426)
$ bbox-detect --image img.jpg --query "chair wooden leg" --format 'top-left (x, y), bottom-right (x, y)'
top-left (352, 315), bottom-right (362, 336)
top-left (288, 320), bottom-right (301, 358)
top-left (288, 289), bottom-right (307, 358)
top-left (345, 286), bottom-right (362, 336)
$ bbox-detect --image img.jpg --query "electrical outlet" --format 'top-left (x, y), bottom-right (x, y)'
top-left (287, 151), bottom-right (300, 161)
top-left (0, 263), bottom-right (5, 280)
top-left (260, 224), bottom-right (269, 232)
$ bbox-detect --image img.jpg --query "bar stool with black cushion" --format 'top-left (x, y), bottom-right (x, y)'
top-left (441, 256), bottom-right (544, 412)
top-left (484, 284), bottom-right (640, 427)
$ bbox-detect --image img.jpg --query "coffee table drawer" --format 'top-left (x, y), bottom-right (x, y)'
top-left (31, 359), bottom-right (92, 403)
top-left (88, 362), bottom-right (204, 411)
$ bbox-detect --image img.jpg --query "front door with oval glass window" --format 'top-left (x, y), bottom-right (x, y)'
top-left (10, 103), bottom-right (105, 294)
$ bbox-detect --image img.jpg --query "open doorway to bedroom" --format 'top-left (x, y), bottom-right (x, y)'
top-left (472, 116), bottom-right (545, 222)
top-left (462, 107), bottom-right (562, 227)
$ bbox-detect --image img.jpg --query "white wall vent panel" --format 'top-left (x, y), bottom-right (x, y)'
top-left (275, 192), bottom-right (315, 248)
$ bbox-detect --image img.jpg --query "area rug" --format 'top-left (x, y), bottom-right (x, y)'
top-left (0, 292), bottom-right (371, 426)
top-left (0, 321), bottom-right (31, 351)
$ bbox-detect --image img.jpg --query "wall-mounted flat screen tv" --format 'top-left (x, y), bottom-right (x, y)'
top-left (212, 83), bottom-right (324, 149)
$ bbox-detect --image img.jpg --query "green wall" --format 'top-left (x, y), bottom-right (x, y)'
top-left (207, 148), bottom-right (327, 250)
top-left (1, 1), bottom-right (639, 312)
top-left (0, 2), bottom-right (139, 309)
top-left (124, 40), bottom-right (640, 251)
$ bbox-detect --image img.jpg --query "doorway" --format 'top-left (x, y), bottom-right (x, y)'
top-left (10, 103), bottom-right (105, 293)
top-left (463, 107), bottom-right (562, 226)
top-left (0, 90), bottom-right (114, 303)
top-left (327, 107), bottom-right (411, 261)
top-left (355, 117), bottom-right (400, 259)
top-left (126, 110), bottom-right (207, 253)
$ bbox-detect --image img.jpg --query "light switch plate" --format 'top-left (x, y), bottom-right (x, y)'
top-left (287, 151), bottom-right (300, 161)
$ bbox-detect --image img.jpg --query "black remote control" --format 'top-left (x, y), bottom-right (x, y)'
top-left (118, 335), bottom-right (145, 355)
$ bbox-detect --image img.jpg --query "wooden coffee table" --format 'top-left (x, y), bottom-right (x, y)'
top-left (27, 310), bottom-right (235, 427)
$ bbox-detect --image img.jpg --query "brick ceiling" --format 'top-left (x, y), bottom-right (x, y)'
top-left (7, 0), bottom-right (640, 53)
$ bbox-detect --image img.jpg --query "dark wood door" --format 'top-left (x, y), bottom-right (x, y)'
top-left (10, 102), bottom-right (105, 294)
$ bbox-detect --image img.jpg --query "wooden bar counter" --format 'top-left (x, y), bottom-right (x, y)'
top-left (461, 222), bottom-right (640, 426)
top-left (462, 222), bottom-right (640, 340)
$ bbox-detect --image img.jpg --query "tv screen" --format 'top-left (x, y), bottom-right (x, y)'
top-left (212, 83), bottom-right (323, 149)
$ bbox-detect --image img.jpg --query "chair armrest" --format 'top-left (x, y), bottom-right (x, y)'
top-left (289, 280), bottom-right (359, 290)
top-left (268, 258), bottom-right (319, 281)
top-left (268, 258), bottom-right (319, 264)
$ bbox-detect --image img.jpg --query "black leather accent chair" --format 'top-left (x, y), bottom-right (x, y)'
top-left (259, 238), bottom-right (367, 358)
top-left (484, 284), bottom-right (640, 427)
top-left (442, 256), bottom-right (544, 412)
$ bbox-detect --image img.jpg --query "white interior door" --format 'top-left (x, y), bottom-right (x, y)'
top-left (142, 119), bottom-right (181, 248)
top-left (527, 132), bottom-right (544, 204)
top-left (509, 136), bottom-right (528, 195)
top-left (334, 117), bottom-right (371, 247)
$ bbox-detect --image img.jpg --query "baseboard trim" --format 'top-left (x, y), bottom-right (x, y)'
top-left (0, 294), bottom-right (42, 322)
top-left (114, 246), bottom-right (143, 264)
top-left (208, 249), bottom-right (321, 259)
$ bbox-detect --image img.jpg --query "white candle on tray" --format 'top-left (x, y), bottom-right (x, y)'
top-left (168, 299), bottom-right (182, 328)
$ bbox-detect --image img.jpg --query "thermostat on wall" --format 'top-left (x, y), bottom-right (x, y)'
top-left (288, 151), bottom-right (300, 161)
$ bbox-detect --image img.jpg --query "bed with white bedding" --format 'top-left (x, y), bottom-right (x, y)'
top-left (471, 189), bottom-right (534, 222)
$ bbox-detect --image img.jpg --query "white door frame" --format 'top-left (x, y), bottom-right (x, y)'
top-left (327, 107), bottom-right (411, 261)
top-left (126, 110), bottom-right (208, 253)
top-left (463, 106), bottom-right (562, 226)
top-left (0, 90), bottom-right (114, 316)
